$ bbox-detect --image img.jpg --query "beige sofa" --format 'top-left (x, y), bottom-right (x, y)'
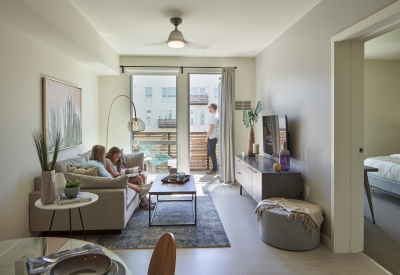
top-left (29, 151), bottom-right (145, 233)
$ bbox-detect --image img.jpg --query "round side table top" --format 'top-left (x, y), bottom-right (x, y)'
top-left (35, 192), bottom-right (98, 210)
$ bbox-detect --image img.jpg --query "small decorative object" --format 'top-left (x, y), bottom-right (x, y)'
top-left (31, 129), bottom-right (62, 205)
top-left (279, 141), bottom-right (290, 171)
top-left (273, 163), bottom-right (282, 172)
top-left (133, 141), bottom-right (141, 152)
top-left (54, 172), bottom-right (66, 197)
top-left (243, 101), bottom-right (262, 157)
top-left (178, 172), bottom-right (185, 181)
top-left (242, 152), bottom-right (245, 158)
top-left (64, 179), bottom-right (85, 199)
top-left (253, 143), bottom-right (259, 158)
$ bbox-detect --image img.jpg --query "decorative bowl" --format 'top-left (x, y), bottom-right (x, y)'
top-left (49, 254), bottom-right (111, 275)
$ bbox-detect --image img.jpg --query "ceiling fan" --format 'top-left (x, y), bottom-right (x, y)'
top-left (149, 18), bottom-right (208, 49)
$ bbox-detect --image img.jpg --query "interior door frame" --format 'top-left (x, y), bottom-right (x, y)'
top-left (331, 1), bottom-right (400, 253)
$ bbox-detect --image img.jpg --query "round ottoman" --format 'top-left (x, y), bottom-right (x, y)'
top-left (259, 208), bottom-right (320, 251)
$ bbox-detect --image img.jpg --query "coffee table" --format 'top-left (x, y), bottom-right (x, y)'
top-left (0, 237), bottom-right (132, 275)
top-left (148, 174), bottom-right (197, 226)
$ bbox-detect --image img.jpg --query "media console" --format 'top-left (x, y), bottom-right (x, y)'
top-left (235, 155), bottom-right (302, 202)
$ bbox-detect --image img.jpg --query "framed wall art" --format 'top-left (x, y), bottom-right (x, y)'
top-left (43, 77), bottom-right (82, 151)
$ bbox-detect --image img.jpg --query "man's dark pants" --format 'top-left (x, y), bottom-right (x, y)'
top-left (207, 138), bottom-right (218, 172)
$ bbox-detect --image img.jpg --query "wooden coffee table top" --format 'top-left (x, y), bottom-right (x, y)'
top-left (149, 174), bottom-right (196, 195)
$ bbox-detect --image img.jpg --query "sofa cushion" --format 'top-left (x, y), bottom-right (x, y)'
top-left (79, 150), bottom-right (92, 162)
top-left (65, 173), bottom-right (128, 189)
top-left (55, 155), bottom-right (87, 173)
top-left (124, 152), bottom-right (144, 170)
top-left (67, 165), bottom-right (98, 176)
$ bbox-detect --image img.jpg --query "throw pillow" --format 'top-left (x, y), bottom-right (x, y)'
top-left (76, 160), bottom-right (113, 178)
top-left (124, 152), bottom-right (144, 170)
top-left (67, 165), bottom-right (98, 176)
top-left (120, 148), bottom-right (127, 168)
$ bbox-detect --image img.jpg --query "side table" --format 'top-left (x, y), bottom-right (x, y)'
top-left (34, 193), bottom-right (98, 240)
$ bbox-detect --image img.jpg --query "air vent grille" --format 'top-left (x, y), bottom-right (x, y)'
top-left (235, 101), bottom-right (251, 110)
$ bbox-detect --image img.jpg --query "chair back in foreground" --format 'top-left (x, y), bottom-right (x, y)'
top-left (148, 232), bottom-right (176, 275)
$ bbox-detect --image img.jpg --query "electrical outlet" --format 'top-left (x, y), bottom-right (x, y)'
top-left (306, 186), bottom-right (310, 196)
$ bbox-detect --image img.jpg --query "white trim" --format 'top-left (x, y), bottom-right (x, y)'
top-left (331, 1), bottom-right (400, 253)
top-left (321, 233), bottom-right (333, 251)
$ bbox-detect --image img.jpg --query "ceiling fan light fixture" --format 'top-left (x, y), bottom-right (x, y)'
top-left (168, 28), bottom-right (185, 48)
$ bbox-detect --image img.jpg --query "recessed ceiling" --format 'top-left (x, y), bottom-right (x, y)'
top-left (69, 0), bottom-right (320, 57)
top-left (365, 27), bottom-right (400, 60)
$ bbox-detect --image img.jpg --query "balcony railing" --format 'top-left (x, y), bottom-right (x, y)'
top-left (158, 119), bottom-right (177, 128)
top-left (131, 132), bottom-right (218, 171)
top-left (190, 95), bottom-right (208, 105)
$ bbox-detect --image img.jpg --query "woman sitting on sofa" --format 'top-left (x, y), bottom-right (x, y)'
top-left (90, 145), bottom-right (154, 209)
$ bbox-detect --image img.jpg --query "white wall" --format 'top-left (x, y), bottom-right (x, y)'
top-left (99, 56), bottom-right (254, 156)
top-left (254, 0), bottom-right (397, 241)
top-left (0, 20), bottom-right (99, 240)
top-left (364, 60), bottom-right (400, 159)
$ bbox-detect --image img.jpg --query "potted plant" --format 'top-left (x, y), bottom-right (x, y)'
top-left (243, 101), bottom-right (262, 157)
top-left (64, 179), bottom-right (85, 199)
top-left (32, 129), bottom-right (62, 204)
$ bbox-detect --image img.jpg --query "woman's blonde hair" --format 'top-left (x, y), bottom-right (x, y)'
top-left (90, 145), bottom-right (106, 167)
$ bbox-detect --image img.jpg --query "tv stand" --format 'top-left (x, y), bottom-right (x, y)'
top-left (235, 155), bottom-right (302, 202)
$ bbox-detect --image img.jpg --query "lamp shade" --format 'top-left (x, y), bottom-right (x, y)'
top-left (168, 27), bottom-right (185, 48)
top-left (127, 117), bottom-right (145, 132)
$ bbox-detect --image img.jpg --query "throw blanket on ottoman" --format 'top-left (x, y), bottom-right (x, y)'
top-left (255, 198), bottom-right (324, 237)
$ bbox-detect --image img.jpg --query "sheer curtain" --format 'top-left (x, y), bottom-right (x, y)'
top-left (218, 67), bottom-right (235, 184)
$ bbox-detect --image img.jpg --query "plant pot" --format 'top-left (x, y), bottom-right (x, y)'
top-left (247, 129), bottom-right (255, 157)
top-left (41, 170), bottom-right (55, 204)
top-left (64, 187), bottom-right (80, 199)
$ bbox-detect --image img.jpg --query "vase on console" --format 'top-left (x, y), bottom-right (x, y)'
top-left (247, 129), bottom-right (255, 157)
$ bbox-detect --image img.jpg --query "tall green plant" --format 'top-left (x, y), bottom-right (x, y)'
top-left (31, 129), bottom-right (62, 171)
top-left (243, 101), bottom-right (262, 130)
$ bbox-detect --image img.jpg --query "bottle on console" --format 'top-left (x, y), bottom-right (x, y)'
top-left (279, 141), bottom-right (290, 171)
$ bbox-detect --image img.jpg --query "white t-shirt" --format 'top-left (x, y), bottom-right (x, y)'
top-left (208, 113), bottom-right (219, 139)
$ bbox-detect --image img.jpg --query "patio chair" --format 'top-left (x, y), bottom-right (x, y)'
top-left (139, 144), bottom-right (171, 171)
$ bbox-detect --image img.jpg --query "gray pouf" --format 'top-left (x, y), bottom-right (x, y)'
top-left (259, 208), bottom-right (320, 251)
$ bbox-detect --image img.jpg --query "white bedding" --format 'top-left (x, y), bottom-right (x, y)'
top-left (364, 154), bottom-right (400, 182)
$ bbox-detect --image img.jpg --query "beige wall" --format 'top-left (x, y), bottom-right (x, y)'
top-left (99, 56), bottom-right (254, 157)
top-left (254, 0), bottom-right (397, 240)
top-left (364, 60), bottom-right (400, 159)
top-left (0, 20), bottom-right (99, 240)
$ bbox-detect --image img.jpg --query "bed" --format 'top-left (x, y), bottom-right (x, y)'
top-left (364, 154), bottom-right (400, 197)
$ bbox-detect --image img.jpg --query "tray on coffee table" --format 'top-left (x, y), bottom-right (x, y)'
top-left (161, 175), bottom-right (191, 183)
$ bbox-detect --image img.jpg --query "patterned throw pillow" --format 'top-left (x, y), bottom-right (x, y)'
top-left (67, 165), bottom-right (98, 176)
top-left (120, 148), bottom-right (127, 168)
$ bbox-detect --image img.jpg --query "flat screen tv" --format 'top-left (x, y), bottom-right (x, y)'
top-left (263, 115), bottom-right (289, 158)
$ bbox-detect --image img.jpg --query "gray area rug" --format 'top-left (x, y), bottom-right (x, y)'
top-left (364, 190), bottom-right (400, 275)
top-left (95, 195), bottom-right (230, 249)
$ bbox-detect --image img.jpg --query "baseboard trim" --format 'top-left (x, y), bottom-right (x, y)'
top-left (321, 233), bottom-right (333, 251)
top-left (38, 229), bottom-right (122, 237)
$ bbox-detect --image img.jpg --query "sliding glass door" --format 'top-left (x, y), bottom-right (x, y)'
top-left (130, 75), bottom-right (177, 174)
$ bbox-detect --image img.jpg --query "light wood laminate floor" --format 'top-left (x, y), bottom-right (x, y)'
top-left (85, 174), bottom-right (388, 275)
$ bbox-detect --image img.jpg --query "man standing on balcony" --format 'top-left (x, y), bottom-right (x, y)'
top-left (205, 103), bottom-right (219, 175)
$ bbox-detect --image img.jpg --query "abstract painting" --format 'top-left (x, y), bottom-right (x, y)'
top-left (43, 77), bottom-right (82, 151)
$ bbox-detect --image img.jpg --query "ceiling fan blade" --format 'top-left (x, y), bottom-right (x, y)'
top-left (142, 41), bottom-right (167, 46)
top-left (185, 41), bottom-right (209, 50)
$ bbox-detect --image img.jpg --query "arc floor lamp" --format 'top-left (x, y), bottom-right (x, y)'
top-left (106, 95), bottom-right (145, 150)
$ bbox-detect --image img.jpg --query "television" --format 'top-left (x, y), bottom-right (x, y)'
top-left (263, 115), bottom-right (289, 158)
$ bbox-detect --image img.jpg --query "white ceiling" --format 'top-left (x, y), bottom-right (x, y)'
top-left (365, 27), bottom-right (400, 60)
top-left (69, 0), bottom-right (320, 57)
